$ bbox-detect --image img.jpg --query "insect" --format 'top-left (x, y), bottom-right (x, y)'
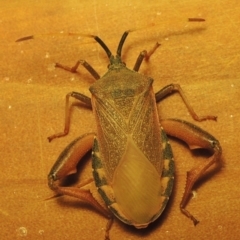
top-left (16, 19), bottom-right (221, 239)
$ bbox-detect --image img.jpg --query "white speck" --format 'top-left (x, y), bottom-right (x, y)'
top-left (165, 38), bottom-right (169, 41)
top-left (60, 31), bottom-right (64, 34)
top-left (54, 74), bottom-right (58, 78)
top-left (157, 12), bottom-right (161, 16)
top-left (8, 105), bottom-right (12, 109)
top-left (218, 225), bottom-right (223, 231)
top-left (192, 190), bottom-right (197, 199)
top-left (231, 84), bottom-right (234, 88)
top-left (70, 77), bottom-right (75, 81)
top-left (16, 227), bottom-right (28, 237)
top-left (165, 230), bottom-right (169, 234)
top-left (38, 230), bottom-right (44, 235)
top-left (45, 52), bottom-right (50, 58)
top-left (4, 77), bottom-right (9, 81)
top-left (27, 78), bottom-right (32, 83)
top-left (185, 46), bottom-right (189, 49)
top-left (230, 115), bottom-right (233, 118)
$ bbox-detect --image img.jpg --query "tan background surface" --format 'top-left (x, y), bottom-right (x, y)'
top-left (1, 0), bottom-right (240, 239)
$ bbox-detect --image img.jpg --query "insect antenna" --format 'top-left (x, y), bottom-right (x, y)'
top-left (116, 18), bottom-right (205, 57)
top-left (16, 33), bottom-right (113, 60)
top-left (91, 35), bottom-right (112, 59)
top-left (16, 18), bottom-right (205, 60)
top-left (116, 29), bottom-right (136, 57)
top-left (116, 31), bottom-right (129, 57)
top-left (16, 35), bottom-right (34, 42)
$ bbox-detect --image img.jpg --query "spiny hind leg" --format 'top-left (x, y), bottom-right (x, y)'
top-left (161, 118), bottom-right (222, 225)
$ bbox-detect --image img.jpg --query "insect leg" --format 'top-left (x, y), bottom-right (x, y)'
top-left (48, 133), bottom-right (111, 218)
top-left (48, 91), bottom-right (92, 142)
top-left (155, 84), bottom-right (217, 121)
top-left (133, 42), bottom-right (160, 72)
top-left (160, 118), bottom-right (222, 225)
top-left (56, 59), bottom-right (100, 80)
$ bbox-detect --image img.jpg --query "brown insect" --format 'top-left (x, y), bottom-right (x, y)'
top-left (16, 18), bottom-right (221, 239)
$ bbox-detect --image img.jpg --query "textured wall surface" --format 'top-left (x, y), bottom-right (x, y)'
top-left (1, 1), bottom-right (239, 239)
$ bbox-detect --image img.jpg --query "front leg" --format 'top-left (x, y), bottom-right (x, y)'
top-left (160, 119), bottom-right (222, 225)
top-left (55, 59), bottom-right (100, 80)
